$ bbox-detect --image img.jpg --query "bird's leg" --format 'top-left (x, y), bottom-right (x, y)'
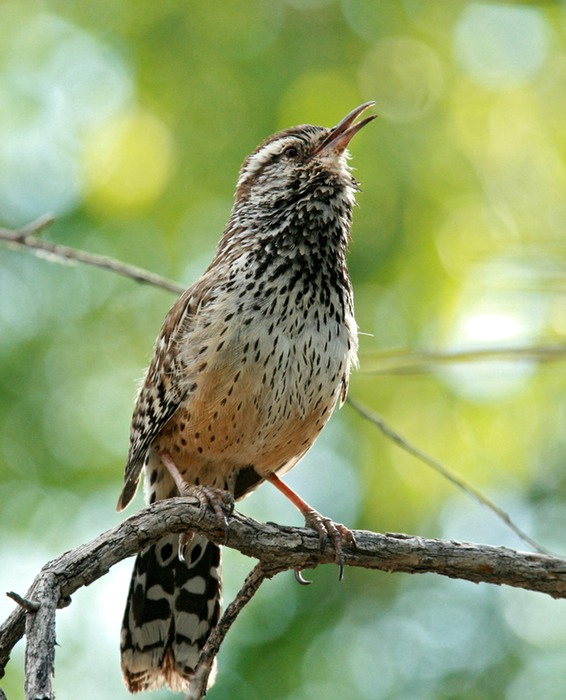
top-left (266, 473), bottom-right (355, 580)
top-left (159, 451), bottom-right (234, 548)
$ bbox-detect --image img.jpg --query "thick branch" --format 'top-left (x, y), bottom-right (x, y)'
top-left (2, 497), bottom-right (566, 685)
top-left (23, 574), bottom-right (59, 700)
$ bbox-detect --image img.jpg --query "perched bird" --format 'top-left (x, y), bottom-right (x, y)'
top-left (117, 102), bottom-right (376, 693)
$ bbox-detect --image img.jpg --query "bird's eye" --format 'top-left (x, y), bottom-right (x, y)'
top-left (282, 145), bottom-right (299, 159)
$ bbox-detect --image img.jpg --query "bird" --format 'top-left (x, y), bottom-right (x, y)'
top-left (117, 101), bottom-right (376, 694)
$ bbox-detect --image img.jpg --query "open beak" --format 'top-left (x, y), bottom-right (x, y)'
top-left (311, 101), bottom-right (376, 158)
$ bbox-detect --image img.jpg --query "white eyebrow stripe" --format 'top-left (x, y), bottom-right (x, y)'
top-left (237, 136), bottom-right (298, 187)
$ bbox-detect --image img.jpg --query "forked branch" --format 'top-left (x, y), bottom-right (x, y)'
top-left (1, 498), bottom-right (566, 699)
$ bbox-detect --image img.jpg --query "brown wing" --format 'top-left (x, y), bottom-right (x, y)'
top-left (117, 288), bottom-right (196, 511)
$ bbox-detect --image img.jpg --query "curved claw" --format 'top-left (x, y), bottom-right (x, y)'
top-left (303, 508), bottom-right (354, 581)
top-left (178, 531), bottom-right (194, 561)
top-left (294, 568), bottom-right (312, 586)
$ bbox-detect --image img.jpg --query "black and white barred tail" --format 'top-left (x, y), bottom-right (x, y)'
top-left (120, 534), bottom-right (221, 693)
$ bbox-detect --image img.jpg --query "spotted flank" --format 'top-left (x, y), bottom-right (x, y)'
top-left (121, 534), bottom-right (221, 693)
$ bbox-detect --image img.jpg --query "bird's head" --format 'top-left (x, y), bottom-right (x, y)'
top-left (235, 102), bottom-right (376, 206)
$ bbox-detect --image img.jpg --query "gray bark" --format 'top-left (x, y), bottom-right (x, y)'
top-left (1, 497), bottom-right (565, 699)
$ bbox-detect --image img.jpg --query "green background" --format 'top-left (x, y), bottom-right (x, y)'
top-left (1, 1), bottom-right (566, 698)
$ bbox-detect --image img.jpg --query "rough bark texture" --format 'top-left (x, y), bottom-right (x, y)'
top-left (1, 497), bottom-right (566, 699)
top-left (23, 574), bottom-right (59, 700)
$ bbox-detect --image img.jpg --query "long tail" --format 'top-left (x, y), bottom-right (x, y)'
top-left (120, 534), bottom-right (221, 693)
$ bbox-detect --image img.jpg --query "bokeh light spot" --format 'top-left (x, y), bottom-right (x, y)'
top-left (0, 6), bottom-right (133, 225)
top-left (84, 111), bottom-right (174, 215)
top-left (437, 275), bottom-right (547, 402)
top-left (454, 3), bottom-right (549, 88)
top-left (358, 37), bottom-right (444, 122)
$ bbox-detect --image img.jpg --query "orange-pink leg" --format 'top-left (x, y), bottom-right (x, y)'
top-left (266, 473), bottom-right (355, 580)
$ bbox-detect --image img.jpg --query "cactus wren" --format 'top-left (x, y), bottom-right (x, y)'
top-left (117, 102), bottom-right (375, 693)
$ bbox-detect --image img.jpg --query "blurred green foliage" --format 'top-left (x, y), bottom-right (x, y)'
top-left (2, 1), bottom-right (566, 698)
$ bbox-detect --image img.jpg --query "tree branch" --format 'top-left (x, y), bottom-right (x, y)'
top-left (187, 563), bottom-right (273, 700)
top-left (4, 217), bottom-right (565, 370)
top-left (0, 215), bottom-right (184, 295)
top-left (346, 397), bottom-right (553, 556)
top-left (1, 498), bottom-right (566, 697)
top-left (359, 344), bottom-right (566, 375)
top-left (23, 574), bottom-right (59, 700)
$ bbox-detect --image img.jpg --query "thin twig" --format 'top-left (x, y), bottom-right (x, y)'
top-left (346, 397), bottom-right (553, 556)
top-left (6, 220), bottom-right (564, 376)
top-left (5, 592), bottom-right (39, 613)
top-left (187, 563), bottom-right (274, 700)
top-left (0, 215), bottom-right (184, 295)
top-left (359, 345), bottom-right (566, 375)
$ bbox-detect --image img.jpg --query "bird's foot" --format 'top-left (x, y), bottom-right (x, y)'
top-left (159, 451), bottom-right (234, 544)
top-left (264, 473), bottom-right (355, 581)
top-left (180, 483), bottom-right (234, 545)
top-left (303, 508), bottom-right (356, 581)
